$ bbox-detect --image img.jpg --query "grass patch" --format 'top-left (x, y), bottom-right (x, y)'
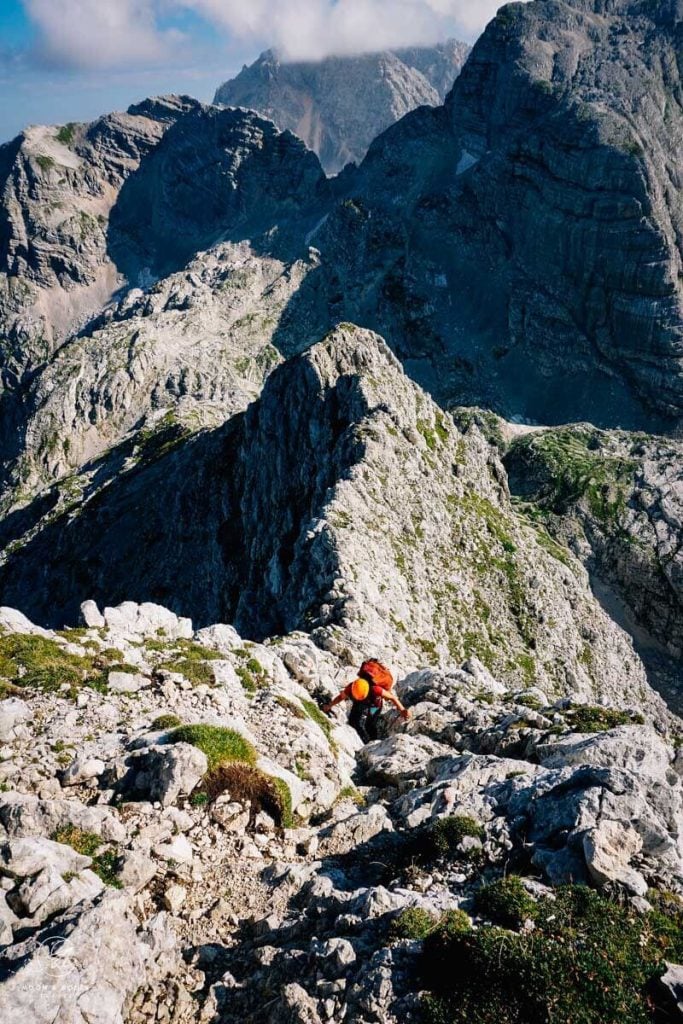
top-left (52, 825), bottom-right (122, 888)
top-left (421, 884), bottom-right (683, 1023)
top-left (160, 640), bottom-right (222, 687)
top-left (274, 695), bottom-right (306, 719)
top-left (564, 704), bottom-right (645, 733)
top-left (151, 713), bottom-right (183, 730)
top-left (301, 699), bottom-right (338, 754)
top-left (169, 724), bottom-right (257, 770)
top-left (197, 762), bottom-right (291, 828)
top-left (236, 656), bottom-right (269, 696)
top-left (0, 633), bottom-right (108, 698)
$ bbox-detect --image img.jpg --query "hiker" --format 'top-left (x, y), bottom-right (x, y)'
top-left (322, 659), bottom-right (411, 743)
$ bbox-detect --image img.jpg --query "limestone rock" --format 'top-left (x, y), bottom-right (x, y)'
top-left (136, 743), bottom-right (208, 808)
top-left (215, 41), bottom-right (470, 174)
top-left (0, 699), bottom-right (31, 742)
top-left (583, 820), bottom-right (648, 896)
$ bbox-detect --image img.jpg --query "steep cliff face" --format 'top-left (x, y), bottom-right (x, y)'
top-left (506, 424), bottom-right (683, 679)
top-left (312, 0), bottom-right (683, 429)
top-left (0, 326), bottom-right (653, 709)
top-left (214, 41), bottom-right (470, 175)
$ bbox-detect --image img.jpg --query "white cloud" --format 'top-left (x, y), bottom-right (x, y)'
top-left (21, 0), bottom-right (518, 72)
top-left (176, 0), bottom-right (513, 59)
top-left (24, 0), bottom-right (181, 70)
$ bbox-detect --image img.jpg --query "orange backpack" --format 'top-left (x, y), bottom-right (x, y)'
top-left (359, 659), bottom-right (394, 692)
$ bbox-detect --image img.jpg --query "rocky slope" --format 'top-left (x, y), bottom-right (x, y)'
top-left (213, 42), bottom-right (470, 175)
top-left (0, 598), bottom-right (681, 1023)
top-left (505, 423), bottom-right (683, 705)
top-left (0, 326), bottom-right (658, 715)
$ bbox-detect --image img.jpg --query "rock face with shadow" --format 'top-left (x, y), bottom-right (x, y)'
top-left (0, 326), bottom-right (656, 713)
top-left (214, 41), bottom-right (471, 175)
top-left (310, 0), bottom-right (683, 429)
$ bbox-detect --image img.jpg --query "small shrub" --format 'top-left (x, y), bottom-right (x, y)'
top-left (429, 816), bottom-right (485, 859)
top-left (169, 724), bottom-right (257, 769)
top-left (53, 825), bottom-right (101, 858)
top-left (475, 877), bottom-right (538, 929)
top-left (55, 122), bottom-right (76, 145)
top-left (151, 713), bottom-right (183, 730)
top-left (389, 907), bottom-right (439, 942)
top-left (565, 704), bottom-right (644, 733)
top-left (421, 884), bottom-right (683, 1024)
top-left (91, 849), bottom-right (122, 888)
top-left (189, 791), bottom-right (209, 808)
top-left (198, 762), bottom-right (287, 829)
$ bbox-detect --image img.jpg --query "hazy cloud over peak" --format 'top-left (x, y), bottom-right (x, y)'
top-left (176, 0), bottom-right (515, 59)
top-left (21, 0), bottom-right (515, 71)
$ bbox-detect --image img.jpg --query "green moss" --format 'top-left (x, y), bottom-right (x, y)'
top-left (169, 724), bottom-right (257, 770)
top-left (301, 699), bottom-right (338, 754)
top-left (151, 713), bottom-right (183, 730)
top-left (389, 907), bottom-right (439, 941)
top-left (475, 877), bottom-right (538, 929)
top-left (0, 633), bottom-right (108, 698)
top-left (421, 884), bottom-right (683, 1024)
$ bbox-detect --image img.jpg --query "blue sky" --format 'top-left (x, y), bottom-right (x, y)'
top-left (0, 1), bottom-right (506, 144)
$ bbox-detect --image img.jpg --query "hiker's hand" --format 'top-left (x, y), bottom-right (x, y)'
top-left (400, 708), bottom-right (411, 720)
top-left (322, 704), bottom-right (332, 715)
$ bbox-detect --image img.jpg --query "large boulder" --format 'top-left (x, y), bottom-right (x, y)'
top-left (0, 892), bottom-right (177, 1024)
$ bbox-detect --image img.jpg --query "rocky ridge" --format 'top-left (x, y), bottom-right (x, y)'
top-left (213, 42), bottom-right (470, 175)
top-left (0, 327), bottom-right (658, 713)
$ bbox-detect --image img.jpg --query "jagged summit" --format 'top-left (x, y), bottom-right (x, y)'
top-left (214, 41), bottom-right (470, 174)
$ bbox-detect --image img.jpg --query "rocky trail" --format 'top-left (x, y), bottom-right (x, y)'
top-left (1, 593), bottom-right (683, 1024)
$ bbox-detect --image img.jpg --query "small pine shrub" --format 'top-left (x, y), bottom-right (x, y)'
top-left (475, 877), bottom-right (538, 929)
top-left (389, 907), bottom-right (439, 942)
top-left (421, 885), bottom-right (683, 1024)
top-left (429, 816), bottom-right (485, 859)
top-left (565, 704), bottom-right (644, 733)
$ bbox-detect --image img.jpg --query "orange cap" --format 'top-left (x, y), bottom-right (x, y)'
top-left (351, 679), bottom-right (370, 701)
